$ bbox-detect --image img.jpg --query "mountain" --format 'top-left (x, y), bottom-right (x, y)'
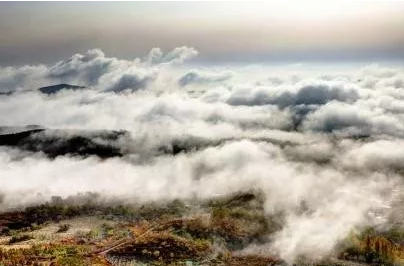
top-left (38, 84), bottom-right (86, 94)
top-left (0, 127), bottom-right (124, 158)
top-left (0, 91), bottom-right (13, 96)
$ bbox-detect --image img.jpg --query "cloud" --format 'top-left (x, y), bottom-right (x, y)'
top-left (301, 101), bottom-right (404, 137)
top-left (0, 46), bottom-right (198, 92)
top-left (1, 50), bottom-right (404, 263)
top-left (47, 48), bottom-right (113, 86)
top-left (339, 139), bottom-right (404, 171)
top-left (178, 70), bottom-right (233, 87)
top-left (145, 46), bottom-right (198, 65)
top-left (105, 72), bottom-right (157, 93)
top-left (226, 79), bottom-right (359, 108)
top-left (0, 136), bottom-right (401, 263)
top-left (0, 65), bottom-right (48, 92)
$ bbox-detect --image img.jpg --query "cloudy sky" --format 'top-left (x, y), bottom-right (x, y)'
top-left (1, 1), bottom-right (404, 65)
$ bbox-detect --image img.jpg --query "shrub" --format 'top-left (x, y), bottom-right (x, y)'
top-left (1, 227), bottom-right (10, 235)
top-left (57, 224), bottom-right (71, 233)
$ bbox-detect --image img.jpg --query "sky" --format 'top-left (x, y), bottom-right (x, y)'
top-left (1, 1), bottom-right (404, 66)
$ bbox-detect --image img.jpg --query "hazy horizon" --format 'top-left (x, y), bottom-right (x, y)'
top-left (1, 1), bottom-right (404, 66)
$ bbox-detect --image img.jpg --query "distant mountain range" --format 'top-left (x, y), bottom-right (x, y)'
top-left (0, 84), bottom-right (86, 96)
top-left (0, 125), bottom-right (300, 159)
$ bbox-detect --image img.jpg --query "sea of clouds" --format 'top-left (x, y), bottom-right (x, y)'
top-left (0, 47), bottom-right (404, 262)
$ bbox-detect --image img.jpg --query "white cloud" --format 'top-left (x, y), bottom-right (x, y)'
top-left (1, 49), bottom-right (404, 263)
top-left (145, 46), bottom-right (198, 66)
top-left (0, 46), bottom-right (198, 93)
top-left (226, 79), bottom-right (359, 108)
top-left (178, 69), bottom-right (233, 87)
top-left (0, 65), bottom-right (48, 92)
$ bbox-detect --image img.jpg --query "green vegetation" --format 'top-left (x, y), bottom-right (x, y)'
top-left (338, 226), bottom-right (404, 266)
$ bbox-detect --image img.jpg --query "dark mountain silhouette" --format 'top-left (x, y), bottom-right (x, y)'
top-left (0, 125), bottom-right (299, 159)
top-left (0, 91), bottom-right (13, 96)
top-left (38, 84), bottom-right (86, 94)
top-left (0, 127), bottom-right (124, 158)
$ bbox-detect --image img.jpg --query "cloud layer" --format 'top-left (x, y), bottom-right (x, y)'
top-left (0, 48), bottom-right (404, 263)
top-left (0, 46), bottom-right (198, 93)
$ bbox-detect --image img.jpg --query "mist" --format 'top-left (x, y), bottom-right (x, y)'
top-left (0, 48), bottom-right (403, 263)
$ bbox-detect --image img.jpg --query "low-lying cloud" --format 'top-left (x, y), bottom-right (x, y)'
top-left (0, 46), bottom-right (198, 93)
top-left (0, 47), bottom-right (404, 263)
top-left (226, 80), bottom-right (360, 108)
